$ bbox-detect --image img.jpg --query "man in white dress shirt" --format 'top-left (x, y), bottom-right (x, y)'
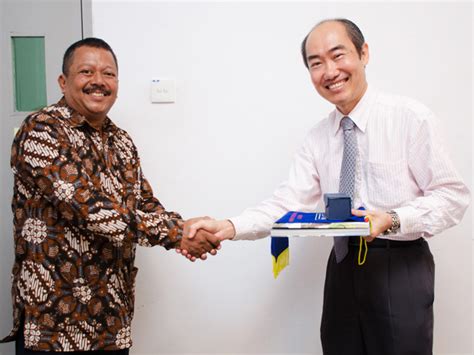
top-left (184, 19), bottom-right (470, 355)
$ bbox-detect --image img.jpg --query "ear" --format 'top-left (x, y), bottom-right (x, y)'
top-left (58, 74), bottom-right (66, 94)
top-left (361, 43), bottom-right (369, 66)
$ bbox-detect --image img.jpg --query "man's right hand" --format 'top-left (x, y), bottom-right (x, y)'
top-left (177, 217), bottom-right (221, 262)
top-left (187, 219), bottom-right (236, 241)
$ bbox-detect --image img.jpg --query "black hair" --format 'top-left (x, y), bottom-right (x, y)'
top-left (62, 37), bottom-right (118, 75)
top-left (301, 18), bottom-right (365, 69)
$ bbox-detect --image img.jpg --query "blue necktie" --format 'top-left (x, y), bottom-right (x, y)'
top-left (334, 116), bottom-right (358, 263)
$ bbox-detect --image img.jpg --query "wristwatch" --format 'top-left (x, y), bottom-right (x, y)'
top-left (385, 210), bottom-right (400, 234)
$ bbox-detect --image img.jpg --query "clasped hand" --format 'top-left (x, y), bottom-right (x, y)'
top-left (177, 217), bottom-right (235, 262)
top-left (177, 217), bottom-right (220, 262)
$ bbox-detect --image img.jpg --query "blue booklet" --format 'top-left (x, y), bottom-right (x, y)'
top-left (271, 211), bottom-right (370, 238)
top-left (275, 211), bottom-right (365, 224)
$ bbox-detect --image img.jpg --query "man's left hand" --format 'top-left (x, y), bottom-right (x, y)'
top-left (351, 208), bottom-right (392, 242)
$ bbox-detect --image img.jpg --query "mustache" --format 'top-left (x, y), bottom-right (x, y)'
top-left (83, 84), bottom-right (112, 96)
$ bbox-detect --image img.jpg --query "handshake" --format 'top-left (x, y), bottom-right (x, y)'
top-left (177, 217), bottom-right (235, 262)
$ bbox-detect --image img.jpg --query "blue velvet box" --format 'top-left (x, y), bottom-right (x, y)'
top-left (324, 193), bottom-right (352, 220)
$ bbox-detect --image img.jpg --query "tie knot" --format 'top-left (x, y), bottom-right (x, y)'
top-left (341, 116), bottom-right (355, 131)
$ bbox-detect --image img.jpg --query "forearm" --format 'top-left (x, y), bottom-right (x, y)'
top-left (394, 184), bottom-right (470, 236)
top-left (135, 209), bottom-right (183, 249)
top-left (402, 112), bottom-right (471, 235)
top-left (230, 182), bottom-right (319, 240)
top-left (134, 174), bottom-right (184, 248)
top-left (229, 137), bottom-right (322, 240)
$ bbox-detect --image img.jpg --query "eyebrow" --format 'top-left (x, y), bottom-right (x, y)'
top-left (76, 63), bottom-right (117, 71)
top-left (307, 45), bottom-right (347, 62)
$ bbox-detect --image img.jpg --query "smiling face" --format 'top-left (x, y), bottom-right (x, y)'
top-left (58, 46), bottom-right (118, 128)
top-left (305, 21), bottom-right (369, 115)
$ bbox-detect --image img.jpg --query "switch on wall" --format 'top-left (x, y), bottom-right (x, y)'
top-left (150, 79), bottom-right (175, 103)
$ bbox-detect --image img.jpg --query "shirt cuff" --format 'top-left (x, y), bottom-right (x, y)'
top-left (228, 215), bottom-right (259, 240)
top-left (393, 206), bottom-right (421, 235)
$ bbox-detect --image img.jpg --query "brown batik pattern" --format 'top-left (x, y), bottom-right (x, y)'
top-left (1, 98), bottom-right (183, 351)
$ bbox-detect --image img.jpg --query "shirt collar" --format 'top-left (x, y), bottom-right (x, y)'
top-left (56, 97), bottom-right (118, 134)
top-left (330, 85), bottom-right (374, 136)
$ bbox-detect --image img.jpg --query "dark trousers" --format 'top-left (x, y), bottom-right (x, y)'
top-left (15, 318), bottom-right (130, 355)
top-left (321, 238), bottom-right (434, 355)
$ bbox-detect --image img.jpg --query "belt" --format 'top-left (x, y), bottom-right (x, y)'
top-left (348, 236), bottom-right (423, 248)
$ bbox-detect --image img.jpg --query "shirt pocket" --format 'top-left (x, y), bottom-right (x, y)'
top-left (365, 159), bottom-right (409, 209)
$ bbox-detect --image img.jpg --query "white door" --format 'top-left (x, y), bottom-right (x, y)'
top-left (0, 1), bottom-right (91, 352)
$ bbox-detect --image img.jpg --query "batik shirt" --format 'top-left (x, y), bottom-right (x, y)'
top-left (2, 98), bottom-right (183, 351)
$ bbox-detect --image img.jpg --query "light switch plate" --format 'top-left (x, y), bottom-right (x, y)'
top-left (150, 79), bottom-right (175, 103)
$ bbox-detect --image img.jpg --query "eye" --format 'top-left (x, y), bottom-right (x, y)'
top-left (334, 53), bottom-right (344, 60)
top-left (80, 69), bottom-right (93, 75)
top-left (310, 61), bottom-right (322, 69)
top-left (104, 71), bottom-right (116, 78)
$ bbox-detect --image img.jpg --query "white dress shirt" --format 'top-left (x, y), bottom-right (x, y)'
top-left (230, 86), bottom-right (470, 241)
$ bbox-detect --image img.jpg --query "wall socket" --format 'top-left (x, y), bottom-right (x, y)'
top-left (150, 79), bottom-right (175, 103)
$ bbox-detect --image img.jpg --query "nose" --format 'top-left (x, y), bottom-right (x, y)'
top-left (91, 71), bottom-right (106, 85)
top-left (323, 61), bottom-right (339, 81)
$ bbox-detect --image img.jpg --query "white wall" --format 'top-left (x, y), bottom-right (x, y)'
top-left (91, 2), bottom-right (473, 355)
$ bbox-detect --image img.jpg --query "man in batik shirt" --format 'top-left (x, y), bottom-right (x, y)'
top-left (1, 37), bottom-right (218, 354)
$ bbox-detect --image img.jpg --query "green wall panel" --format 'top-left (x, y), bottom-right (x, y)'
top-left (12, 36), bottom-right (47, 112)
